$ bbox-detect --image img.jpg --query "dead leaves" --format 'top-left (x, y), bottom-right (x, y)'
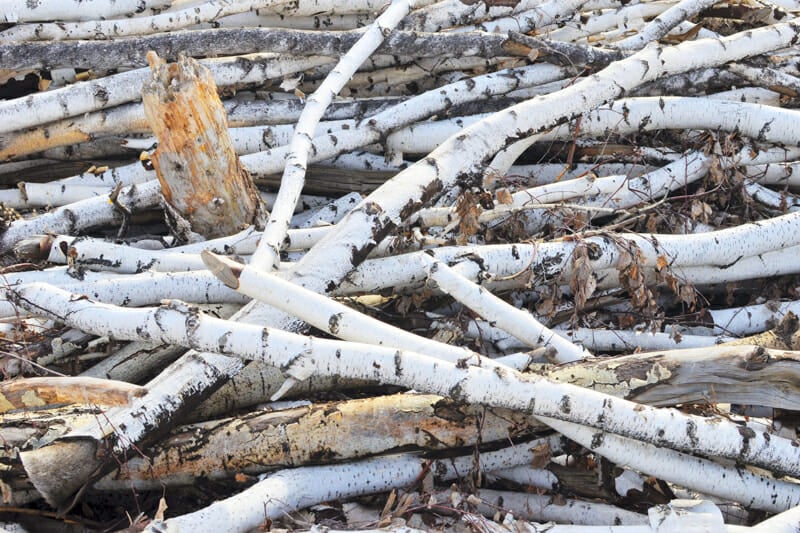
top-left (569, 243), bottom-right (597, 311)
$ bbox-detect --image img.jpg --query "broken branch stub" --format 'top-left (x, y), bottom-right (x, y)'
top-left (142, 51), bottom-right (264, 239)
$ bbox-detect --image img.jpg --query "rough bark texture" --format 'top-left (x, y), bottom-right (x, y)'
top-left (142, 52), bottom-right (264, 239)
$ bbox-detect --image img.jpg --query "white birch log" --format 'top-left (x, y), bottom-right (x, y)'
top-left (19, 346), bottom-right (245, 509)
top-left (0, 97), bottom-right (398, 162)
top-left (339, 212), bottom-right (800, 297)
top-left (709, 300), bottom-right (800, 336)
top-left (249, 0), bottom-right (419, 271)
top-left (458, 0), bottom-right (592, 35)
top-left (473, 489), bottom-right (648, 526)
top-left (421, 254), bottom-right (592, 363)
top-left (144, 438), bottom-right (561, 533)
top-left (539, 416), bottom-right (800, 513)
top-left (752, 504), bottom-right (800, 532)
top-left (464, 319), bottom-right (729, 353)
top-left (0, 179), bottom-right (162, 254)
top-left (201, 252), bottom-right (512, 369)
top-left (240, 63), bottom-right (576, 179)
top-left (612, 0), bottom-right (719, 50)
top-left (1, 0), bottom-right (172, 23)
top-left (593, 245), bottom-right (800, 292)
top-left (386, 98), bottom-right (800, 160)
top-left (241, 22), bottom-right (800, 340)
top-left (544, 1), bottom-right (678, 43)
top-left (13, 284), bottom-right (800, 480)
top-left (3, 0), bottom-right (329, 41)
top-left (0, 54), bottom-right (334, 134)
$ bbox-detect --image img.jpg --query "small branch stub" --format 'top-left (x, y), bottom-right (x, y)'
top-left (142, 51), bottom-right (264, 239)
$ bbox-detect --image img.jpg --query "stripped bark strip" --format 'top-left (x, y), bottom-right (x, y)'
top-left (0, 377), bottom-right (145, 414)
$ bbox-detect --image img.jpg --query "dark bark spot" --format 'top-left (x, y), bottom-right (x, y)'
top-left (591, 431), bottom-right (604, 449)
top-left (559, 395), bottom-right (571, 414)
top-left (94, 85), bottom-right (109, 106)
top-left (685, 419), bottom-right (698, 447)
top-left (328, 312), bottom-right (342, 335)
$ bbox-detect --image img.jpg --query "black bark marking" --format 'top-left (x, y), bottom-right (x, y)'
top-left (685, 419), bottom-right (698, 448)
top-left (328, 312), bottom-right (342, 335)
top-left (394, 351), bottom-right (403, 377)
top-left (559, 395), bottom-right (571, 414)
top-left (591, 431), bottom-right (604, 449)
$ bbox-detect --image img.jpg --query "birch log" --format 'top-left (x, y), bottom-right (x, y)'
top-left (12, 284), bottom-right (800, 485)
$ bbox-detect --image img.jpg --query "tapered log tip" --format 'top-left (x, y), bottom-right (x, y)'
top-left (20, 439), bottom-right (104, 510)
top-left (201, 250), bottom-right (243, 289)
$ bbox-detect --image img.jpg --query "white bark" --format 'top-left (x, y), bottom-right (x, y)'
top-left (386, 98), bottom-right (800, 159)
top-left (709, 300), bottom-right (800, 336)
top-left (540, 416), bottom-right (800, 513)
top-left (752, 504), bottom-right (800, 532)
top-left (612, 0), bottom-right (719, 50)
top-left (474, 489), bottom-right (648, 526)
top-left (0, 180), bottom-right (162, 254)
top-left (545, 1), bottom-right (678, 43)
top-left (4, 0), bottom-right (296, 41)
top-left (0, 54), bottom-right (334, 134)
top-left (247, 21), bottom-right (800, 341)
top-left (145, 437), bottom-right (560, 533)
top-left (460, 0), bottom-right (592, 34)
top-left (464, 319), bottom-right (729, 353)
top-left (421, 254), bottom-right (592, 363)
top-left (249, 0), bottom-right (419, 271)
top-left (1, 0), bottom-right (172, 23)
top-left (339, 212), bottom-right (800, 296)
top-left (13, 284), bottom-right (800, 478)
top-left (241, 63), bottom-right (576, 178)
top-left (201, 252), bottom-right (512, 369)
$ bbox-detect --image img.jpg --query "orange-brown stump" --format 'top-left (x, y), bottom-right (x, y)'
top-left (142, 51), bottom-right (264, 239)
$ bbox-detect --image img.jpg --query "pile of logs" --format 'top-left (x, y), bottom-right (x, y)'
top-left (2, 0), bottom-right (800, 530)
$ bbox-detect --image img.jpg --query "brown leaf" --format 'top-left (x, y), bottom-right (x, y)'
top-left (496, 188), bottom-right (513, 205)
top-left (530, 442), bottom-right (551, 469)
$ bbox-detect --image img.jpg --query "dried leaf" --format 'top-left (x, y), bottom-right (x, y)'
top-left (570, 244), bottom-right (597, 310)
top-left (455, 191), bottom-right (483, 244)
top-left (530, 442), bottom-right (551, 469)
top-left (496, 188), bottom-right (513, 205)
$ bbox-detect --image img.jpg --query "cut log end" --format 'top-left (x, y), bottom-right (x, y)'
top-left (20, 439), bottom-right (105, 510)
top-left (201, 250), bottom-right (243, 289)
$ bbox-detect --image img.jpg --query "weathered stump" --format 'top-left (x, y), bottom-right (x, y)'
top-left (142, 51), bottom-right (264, 240)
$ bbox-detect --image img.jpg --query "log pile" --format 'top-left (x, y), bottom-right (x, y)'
top-left (2, 0), bottom-right (800, 531)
